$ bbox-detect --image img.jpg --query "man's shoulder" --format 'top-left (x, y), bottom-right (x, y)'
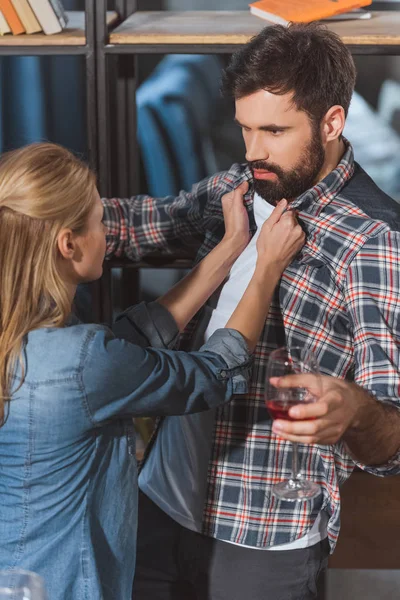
top-left (340, 162), bottom-right (400, 233)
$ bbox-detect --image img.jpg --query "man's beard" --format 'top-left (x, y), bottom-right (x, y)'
top-left (249, 127), bottom-right (325, 205)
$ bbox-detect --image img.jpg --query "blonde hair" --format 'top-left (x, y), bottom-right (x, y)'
top-left (0, 142), bottom-right (97, 425)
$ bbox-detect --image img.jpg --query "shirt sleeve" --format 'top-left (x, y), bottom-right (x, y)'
top-left (112, 301), bottom-right (179, 349)
top-left (102, 176), bottom-right (214, 261)
top-left (344, 229), bottom-right (400, 475)
top-left (81, 326), bottom-right (252, 424)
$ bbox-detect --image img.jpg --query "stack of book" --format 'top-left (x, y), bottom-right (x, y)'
top-left (249, 0), bottom-right (373, 25)
top-left (0, 0), bottom-right (68, 35)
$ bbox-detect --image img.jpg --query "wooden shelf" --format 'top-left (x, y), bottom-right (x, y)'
top-left (109, 10), bottom-right (400, 49)
top-left (0, 10), bottom-right (118, 47)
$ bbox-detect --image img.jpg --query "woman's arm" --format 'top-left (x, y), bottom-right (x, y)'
top-left (226, 203), bottom-right (304, 351)
top-left (82, 326), bottom-right (251, 421)
top-left (157, 182), bottom-right (250, 331)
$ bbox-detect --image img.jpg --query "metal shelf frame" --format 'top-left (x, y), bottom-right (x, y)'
top-left (0, 2), bottom-right (104, 319)
top-left (0, 4), bottom-right (97, 171)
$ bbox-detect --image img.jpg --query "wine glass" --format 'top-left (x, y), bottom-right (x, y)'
top-left (0, 570), bottom-right (47, 600)
top-left (265, 346), bottom-right (321, 501)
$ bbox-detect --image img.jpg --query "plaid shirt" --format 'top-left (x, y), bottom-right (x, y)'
top-left (103, 143), bottom-right (400, 551)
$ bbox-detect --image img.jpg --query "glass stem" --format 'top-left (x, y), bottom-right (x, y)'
top-left (291, 442), bottom-right (300, 480)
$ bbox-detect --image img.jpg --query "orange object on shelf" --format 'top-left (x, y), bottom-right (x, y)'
top-left (0, 0), bottom-right (25, 34)
top-left (249, 0), bottom-right (372, 25)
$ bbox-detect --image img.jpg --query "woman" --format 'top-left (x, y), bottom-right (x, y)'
top-left (0, 143), bottom-right (304, 599)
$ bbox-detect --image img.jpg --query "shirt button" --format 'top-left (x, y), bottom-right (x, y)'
top-left (220, 370), bottom-right (227, 378)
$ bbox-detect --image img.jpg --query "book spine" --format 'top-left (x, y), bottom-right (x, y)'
top-left (0, 9), bottom-right (11, 33)
top-left (11, 0), bottom-right (41, 34)
top-left (0, 0), bottom-right (25, 34)
top-left (26, 0), bottom-right (61, 34)
top-left (49, 0), bottom-right (68, 28)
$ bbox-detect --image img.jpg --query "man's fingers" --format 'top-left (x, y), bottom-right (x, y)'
top-left (270, 374), bottom-right (320, 394)
top-left (288, 400), bottom-right (329, 420)
top-left (272, 409), bottom-right (345, 443)
top-left (271, 424), bottom-right (343, 445)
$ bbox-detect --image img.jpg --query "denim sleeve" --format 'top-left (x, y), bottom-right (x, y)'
top-left (200, 328), bottom-right (251, 395)
top-left (112, 301), bottom-right (179, 349)
top-left (81, 326), bottom-right (252, 424)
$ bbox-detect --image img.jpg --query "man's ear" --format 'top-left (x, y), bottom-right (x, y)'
top-left (321, 105), bottom-right (345, 143)
top-left (57, 228), bottom-right (76, 260)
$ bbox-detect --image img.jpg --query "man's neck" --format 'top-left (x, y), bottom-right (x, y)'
top-left (316, 138), bottom-right (346, 183)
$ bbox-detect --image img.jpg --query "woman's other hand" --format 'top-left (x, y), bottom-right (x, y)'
top-left (256, 200), bottom-right (305, 275)
top-left (221, 181), bottom-right (250, 256)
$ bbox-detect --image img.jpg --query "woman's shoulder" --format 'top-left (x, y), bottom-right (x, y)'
top-left (23, 322), bottom-right (112, 384)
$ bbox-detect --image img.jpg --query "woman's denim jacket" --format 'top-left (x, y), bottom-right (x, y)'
top-left (0, 302), bottom-right (251, 600)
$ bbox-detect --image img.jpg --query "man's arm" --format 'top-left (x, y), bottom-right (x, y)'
top-left (102, 164), bottom-right (251, 261)
top-left (102, 171), bottom-right (220, 261)
top-left (102, 190), bottom-right (202, 261)
top-left (271, 229), bottom-right (400, 472)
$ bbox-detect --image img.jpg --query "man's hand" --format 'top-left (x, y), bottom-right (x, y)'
top-left (270, 374), bottom-right (367, 445)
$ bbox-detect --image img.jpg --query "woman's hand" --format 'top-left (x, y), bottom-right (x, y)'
top-left (256, 199), bottom-right (305, 275)
top-left (221, 181), bottom-right (250, 256)
top-left (156, 181), bottom-right (250, 332)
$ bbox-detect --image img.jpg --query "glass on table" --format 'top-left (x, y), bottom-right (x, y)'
top-left (265, 345), bottom-right (322, 501)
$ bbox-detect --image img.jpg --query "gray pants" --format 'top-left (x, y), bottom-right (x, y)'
top-left (133, 491), bottom-right (329, 600)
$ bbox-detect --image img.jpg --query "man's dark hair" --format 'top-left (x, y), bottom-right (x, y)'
top-left (222, 22), bottom-right (356, 123)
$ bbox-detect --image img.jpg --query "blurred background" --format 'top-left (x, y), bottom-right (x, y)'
top-left (2, 2), bottom-right (399, 597)
top-left (2, 0), bottom-right (399, 199)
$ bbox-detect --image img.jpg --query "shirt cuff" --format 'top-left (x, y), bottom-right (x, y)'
top-left (200, 328), bottom-right (252, 395)
top-left (113, 301), bottom-right (179, 349)
top-left (351, 396), bottom-right (400, 476)
top-left (358, 445), bottom-right (400, 477)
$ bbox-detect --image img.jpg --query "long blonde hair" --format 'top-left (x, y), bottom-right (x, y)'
top-left (0, 142), bottom-right (97, 425)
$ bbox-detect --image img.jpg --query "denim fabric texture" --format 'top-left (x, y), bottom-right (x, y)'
top-left (0, 302), bottom-right (250, 600)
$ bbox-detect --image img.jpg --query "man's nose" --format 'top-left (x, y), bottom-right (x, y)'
top-left (245, 132), bottom-right (269, 163)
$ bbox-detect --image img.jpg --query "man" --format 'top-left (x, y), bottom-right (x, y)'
top-left (103, 23), bottom-right (400, 599)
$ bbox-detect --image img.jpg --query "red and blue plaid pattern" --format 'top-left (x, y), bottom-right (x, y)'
top-left (103, 143), bottom-right (400, 551)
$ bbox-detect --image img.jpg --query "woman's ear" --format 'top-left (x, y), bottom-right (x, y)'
top-left (321, 105), bottom-right (346, 143)
top-left (57, 228), bottom-right (76, 260)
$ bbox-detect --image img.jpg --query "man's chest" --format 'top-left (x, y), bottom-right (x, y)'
top-left (275, 258), bottom-right (353, 377)
top-left (195, 230), bottom-right (354, 378)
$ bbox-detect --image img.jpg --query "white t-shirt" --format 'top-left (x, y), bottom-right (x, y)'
top-left (139, 192), bottom-right (327, 550)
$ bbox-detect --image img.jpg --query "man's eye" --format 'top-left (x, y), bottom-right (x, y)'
top-left (270, 130), bottom-right (282, 136)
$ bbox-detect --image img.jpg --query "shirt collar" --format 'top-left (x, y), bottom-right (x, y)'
top-left (290, 139), bottom-right (355, 216)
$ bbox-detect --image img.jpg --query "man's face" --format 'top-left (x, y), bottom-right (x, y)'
top-left (235, 90), bottom-right (325, 205)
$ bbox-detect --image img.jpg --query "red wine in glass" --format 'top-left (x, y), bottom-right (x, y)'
top-left (266, 388), bottom-right (317, 421)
